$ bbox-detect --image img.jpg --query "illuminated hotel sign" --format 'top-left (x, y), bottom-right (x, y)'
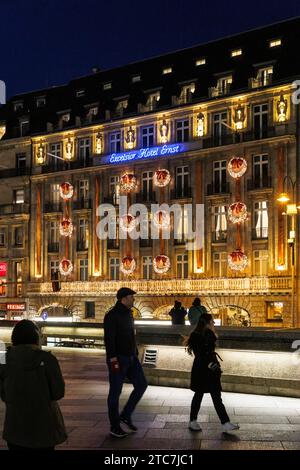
top-left (7, 303), bottom-right (26, 311)
top-left (103, 143), bottom-right (185, 164)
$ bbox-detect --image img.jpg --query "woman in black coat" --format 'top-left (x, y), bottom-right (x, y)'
top-left (184, 313), bottom-right (239, 432)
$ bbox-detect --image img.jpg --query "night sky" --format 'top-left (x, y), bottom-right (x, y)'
top-left (1, 0), bottom-right (300, 100)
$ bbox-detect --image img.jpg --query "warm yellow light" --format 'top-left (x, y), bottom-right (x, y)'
top-left (94, 271), bottom-right (101, 277)
top-left (195, 267), bottom-right (204, 274)
top-left (286, 204), bottom-right (297, 215)
top-left (277, 192), bottom-right (290, 203)
top-left (276, 264), bottom-right (286, 271)
top-left (35, 274), bottom-right (42, 278)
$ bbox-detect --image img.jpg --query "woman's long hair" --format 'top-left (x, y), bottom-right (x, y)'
top-left (183, 313), bottom-right (213, 355)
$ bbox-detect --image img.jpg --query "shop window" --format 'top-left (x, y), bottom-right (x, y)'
top-left (267, 302), bottom-right (283, 322)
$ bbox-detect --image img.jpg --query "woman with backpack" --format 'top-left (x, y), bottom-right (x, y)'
top-left (184, 313), bottom-right (239, 432)
top-left (188, 297), bottom-right (208, 325)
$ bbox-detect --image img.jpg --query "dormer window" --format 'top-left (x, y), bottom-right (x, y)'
top-left (62, 113), bottom-right (70, 123)
top-left (195, 58), bottom-right (206, 66)
top-left (76, 89), bottom-right (85, 98)
top-left (179, 83), bottom-right (195, 104)
top-left (231, 49), bottom-right (242, 57)
top-left (146, 91), bottom-right (160, 111)
top-left (115, 99), bottom-right (128, 117)
top-left (19, 118), bottom-right (29, 137)
top-left (162, 67), bottom-right (172, 75)
top-left (87, 106), bottom-right (98, 117)
top-left (132, 75), bottom-right (141, 83)
top-left (13, 101), bottom-right (23, 111)
top-left (269, 38), bottom-right (281, 48)
top-left (103, 82), bottom-right (112, 90)
top-left (209, 75), bottom-right (232, 97)
top-left (36, 96), bottom-right (46, 108)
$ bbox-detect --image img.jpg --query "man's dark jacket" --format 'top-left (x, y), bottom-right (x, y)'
top-left (104, 301), bottom-right (137, 359)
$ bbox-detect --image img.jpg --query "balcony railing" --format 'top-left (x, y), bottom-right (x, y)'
top-left (70, 157), bottom-right (93, 170)
top-left (252, 228), bottom-right (269, 240)
top-left (0, 167), bottom-right (30, 178)
top-left (48, 242), bottom-right (59, 252)
top-left (107, 239), bottom-right (120, 249)
top-left (44, 202), bottom-right (63, 213)
top-left (247, 176), bottom-right (272, 191)
top-left (39, 276), bottom-right (292, 295)
top-left (170, 187), bottom-right (192, 199)
top-left (0, 203), bottom-right (29, 215)
top-left (212, 231), bottom-right (227, 243)
top-left (207, 182), bottom-right (230, 196)
top-left (140, 239), bottom-right (153, 248)
top-left (136, 192), bottom-right (157, 203)
top-left (72, 199), bottom-right (91, 210)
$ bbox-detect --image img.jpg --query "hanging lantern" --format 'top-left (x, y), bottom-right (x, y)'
top-left (120, 214), bottom-right (138, 233)
top-left (153, 255), bottom-right (171, 274)
top-left (228, 250), bottom-right (248, 271)
top-left (153, 169), bottom-right (171, 187)
top-left (120, 173), bottom-right (137, 192)
top-left (120, 256), bottom-right (136, 275)
top-left (59, 258), bottom-right (73, 276)
top-left (59, 182), bottom-right (74, 200)
top-left (153, 210), bottom-right (170, 229)
top-left (228, 202), bottom-right (248, 224)
top-left (227, 157), bottom-right (247, 178)
top-left (59, 218), bottom-right (73, 237)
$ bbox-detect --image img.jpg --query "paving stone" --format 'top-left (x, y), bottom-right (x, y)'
top-left (100, 437), bottom-right (201, 450)
top-left (200, 440), bottom-right (284, 450)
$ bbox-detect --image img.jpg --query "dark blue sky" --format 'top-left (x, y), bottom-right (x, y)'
top-left (1, 0), bottom-right (300, 99)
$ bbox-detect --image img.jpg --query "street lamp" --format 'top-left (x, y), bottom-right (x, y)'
top-left (277, 176), bottom-right (300, 328)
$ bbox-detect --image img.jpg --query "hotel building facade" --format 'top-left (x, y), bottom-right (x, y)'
top-left (0, 18), bottom-right (300, 327)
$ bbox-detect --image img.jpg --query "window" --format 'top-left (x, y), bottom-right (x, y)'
top-left (76, 89), bottom-right (85, 97)
top-left (109, 176), bottom-right (120, 205)
top-left (195, 58), bottom-right (206, 66)
top-left (256, 67), bottom-right (273, 86)
top-left (79, 259), bottom-right (88, 281)
top-left (179, 84), bottom-right (195, 103)
top-left (109, 258), bottom-right (120, 280)
top-left (213, 252), bottom-right (227, 277)
top-left (16, 153), bottom-right (26, 169)
top-left (51, 184), bottom-right (60, 203)
top-left (13, 101), bottom-right (23, 111)
top-left (115, 99), bottom-right (128, 116)
top-left (78, 218), bottom-right (89, 249)
top-left (36, 96), bottom-right (46, 107)
top-left (253, 201), bottom-right (268, 239)
top-left (14, 189), bottom-right (24, 204)
top-left (212, 206), bottom-right (227, 241)
top-left (14, 227), bottom-right (23, 246)
top-left (78, 138), bottom-right (90, 161)
top-left (213, 160), bottom-right (227, 192)
top-left (146, 92), bottom-right (160, 111)
top-left (0, 227), bottom-right (7, 246)
top-left (269, 39), bottom-right (281, 48)
top-left (61, 113), bottom-right (70, 125)
top-left (132, 75), bottom-right (141, 83)
top-left (176, 166), bottom-right (189, 198)
top-left (213, 111), bottom-right (227, 145)
top-left (176, 119), bottom-right (189, 142)
top-left (142, 171), bottom-right (153, 201)
top-left (176, 254), bottom-right (188, 279)
top-left (103, 82), bottom-right (112, 90)
top-left (85, 301), bottom-right (95, 319)
top-left (253, 154), bottom-right (269, 187)
top-left (87, 106), bottom-right (98, 119)
top-left (141, 126), bottom-right (154, 147)
top-left (231, 49), bottom-right (242, 57)
top-left (50, 260), bottom-right (60, 277)
top-left (20, 119), bottom-right (29, 136)
top-left (162, 67), bottom-right (172, 75)
top-left (253, 103), bottom-right (268, 139)
top-left (217, 76), bottom-right (232, 94)
top-left (174, 206), bottom-right (189, 242)
top-left (49, 221), bottom-right (59, 244)
top-left (253, 250), bottom-right (268, 276)
top-left (267, 302), bottom-right (283, 321)
top-left (142, 256), bottom-right (152, 280)
top-left (109, 132), bottom-right (121, 153)
top-left (49, 143), bottom-right (62, 169)
top-left (79, 180), bottom-right (89, 200)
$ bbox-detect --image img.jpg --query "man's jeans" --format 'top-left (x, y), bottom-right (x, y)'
top-left (107, 354), bottom-right (148, 428)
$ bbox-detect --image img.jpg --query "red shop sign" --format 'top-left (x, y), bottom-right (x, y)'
top-left (6, 303), bottom-right (26, 311)
top-left (0, 262), bottom-right (7, 277)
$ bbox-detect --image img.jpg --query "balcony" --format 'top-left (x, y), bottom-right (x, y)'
top-left (174, 237), bottom-right (188, 246)
top-left (247, 176), bottom-right (272, 191)
top-left (252, 228), bottom-right (269, 240)
top-left (140, 239), bottom-right (153, 248)
top-left (44, 202), bottom-right (63, 213)
top-left (209, 84), bottom-right (231, 97)
top-left (212, 231), bottom-right (227, 243)
top-left (202, 127), bottom-right (277, 150)
top-left (0, 203), bottom-right (29, 215)
top-left (41, 162), bottom-right (66, 174)
top-left (107, 239), bottom-right (119, 249)
top-left (70, 157), bottom-right (93, 170)
top-left (48, 242), bottom-right (59, 253)
top-left (77, 241), bottom-right (88, 251)
top-left (249, 74), bottom-right (272, 89)
top-left (0, 167), bottom-right (30, 178)
top-left (207, 182), bottom-right (230, 196)
top-left (136, 192), bottom-right (157, 203)
top-left (72, 199), bottom-right (92, 210)
top-left (170, 187), bottom-right (192, 199)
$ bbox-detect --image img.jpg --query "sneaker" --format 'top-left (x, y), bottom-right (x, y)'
top-left (120, 415), bottom-right (138, 432)
top-left (189, 420), bottom-right (202, 432)
top-left (222, 422), bottom-right (240, 432)
top-left (110, 426), bottom-right (129, 438)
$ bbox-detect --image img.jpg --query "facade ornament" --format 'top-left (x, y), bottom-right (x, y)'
top-left (160, 119), bottom-right (169, 144)
top-left (125, 126), bottom-right (136, 149)
top-left (277, 95), bottom-right (288, 122)
top-left (196, 112), bottom-right (205, 137)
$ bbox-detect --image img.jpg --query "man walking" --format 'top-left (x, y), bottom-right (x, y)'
top-left (104, 288), bottom-right (148, 438)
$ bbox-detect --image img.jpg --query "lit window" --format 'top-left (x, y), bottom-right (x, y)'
top-left (76, 90), bottom-right (85, 98)
top-left (269, 39), bottom-right (281, 48)
top-left (162, 67), bottom-right (172, 75)
top-left (13, 101), bottom-right (23, 111)
top-left (195, 58), bottom-right (206, 66)
top-left (103, 82), bottom-right (112, 90)
top-left (231, 49), bottom-right (242, 57)
top-left (14, 189), bottom-right (24, 204)
top-left (132, 75), bottom-right (141, 83)
top-left (36, 97), bottom-right (46, 107)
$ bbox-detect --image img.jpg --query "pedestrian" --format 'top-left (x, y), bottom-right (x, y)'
top-left (168, 300), bottom-right (187, 325)
top-left (188, 297), bottom-right (208, 325)
top-left (104, 287), bottom-right (148, 438)
top-left (184, 313), bottom-right (239, 432)
top-left (0, 320), bottom-right (67, 450)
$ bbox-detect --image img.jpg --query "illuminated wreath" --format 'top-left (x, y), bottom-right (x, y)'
top-left (120, 214), bottom-right (139, 233)
top-left (59, 258), bottom-right (73, 276)
top-left (228, 250), bottom-right (248, 271)
top-left (153, 169), bottom-right (171, 187)
top-left (120, 256), bottom-right (136, 275)
top-left (153, 255), bottom-right (171, 274)
top-left (120, 173), bottom-right (137, 192)
top-left (59, 218), bottom-right (73, 237)
top-left (59, 182), bottom-right (74, 200)
top-left (153, 210), bottom-right (170, 229)
top-left (228, 202), bottom-right (248, 224)
top-left (227, 157), bottom-right (247, 178)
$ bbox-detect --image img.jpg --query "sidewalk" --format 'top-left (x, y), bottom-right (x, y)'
top-left (1, 348), bottom-right (300, 450)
